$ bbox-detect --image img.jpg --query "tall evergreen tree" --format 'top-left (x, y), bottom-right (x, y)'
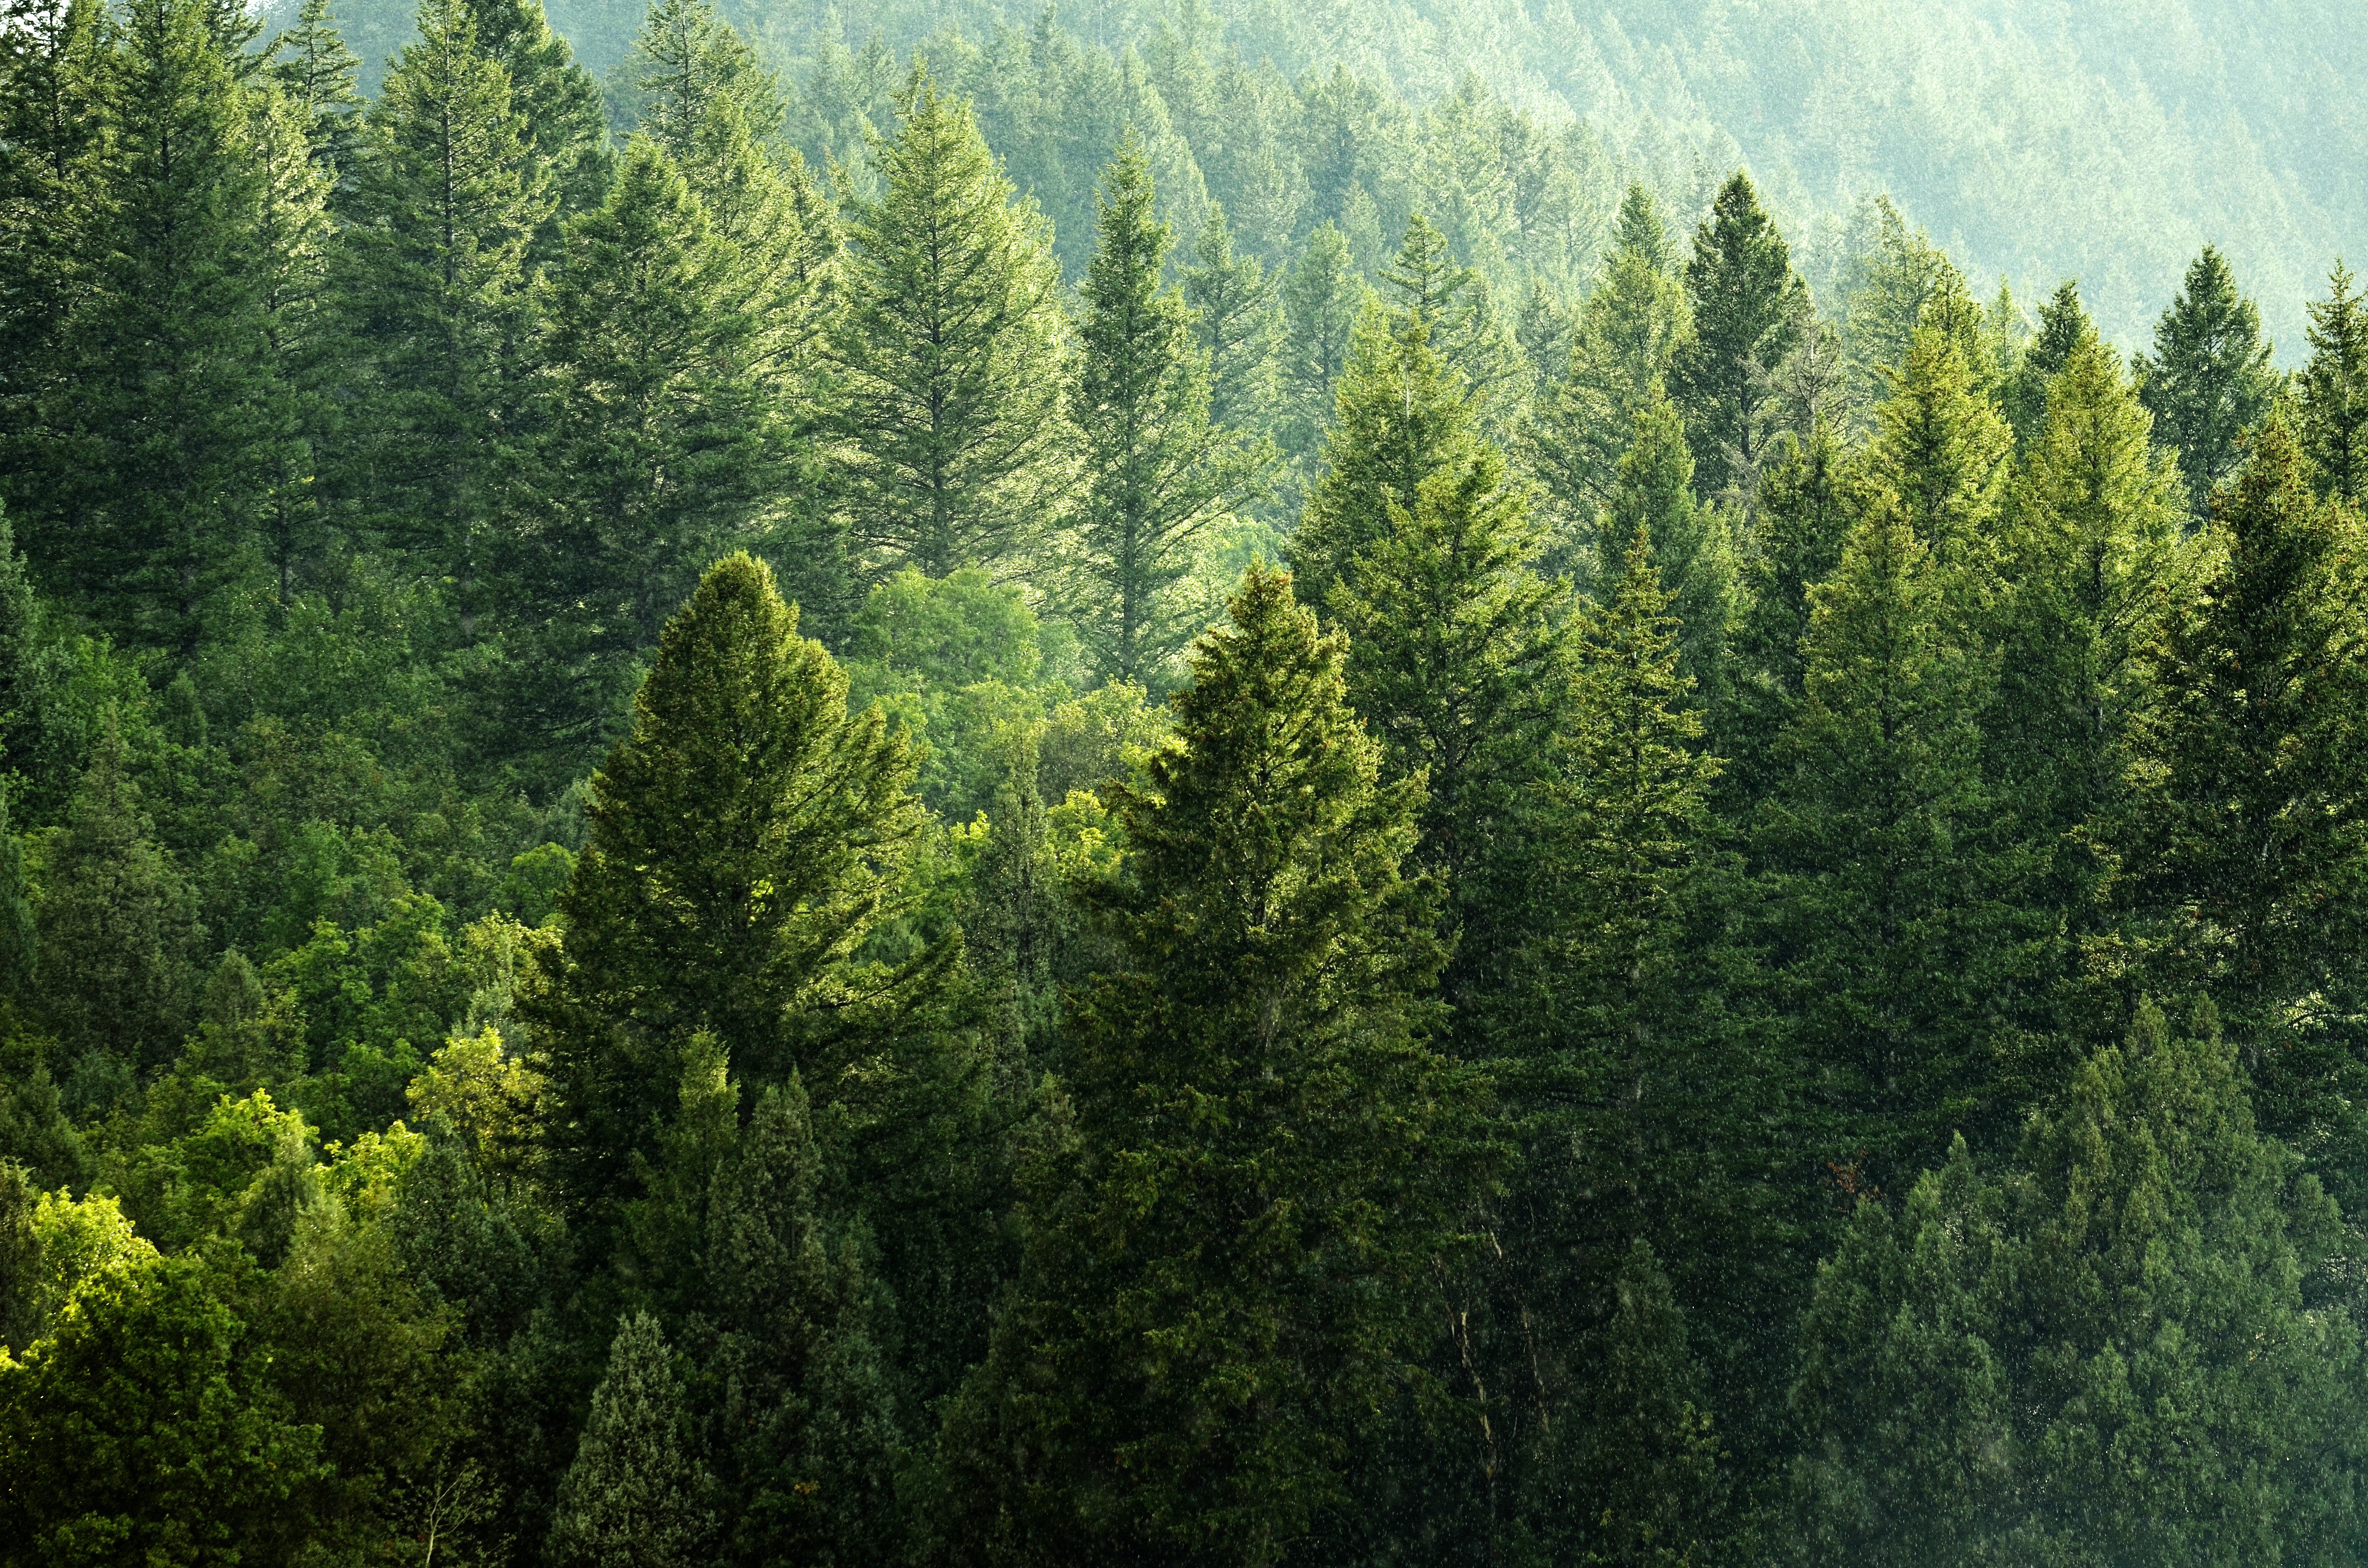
top-left (266, 0), bottom-right (359, 179)
top-left (1381, 213), bottom-right (1525, 417)
top-left (2001, 279), bottom-right (2095, 449)
top-left (2299, 261), bottom-right (2368, 508)
top-left (0, 0), bottom-right (101, 494)
top-left (826, 68), bottom-right (1068, 578)
top-left (335, 0), bottom-right (552, 627)
top-left (1181, 201), bottom-right (1283, 436)
top-left (247, 68), bottom-right (335, 598)
top-left (2134, 245), bottom-right (2279, 524)
top-left (2126, 414), bottom-right (2368, 1207)
top-left (1866, 323), bottom-right (2014, 569)
top-left (1532, 182), bottom-right (1693, 536)
top-left (529, 553), bottom-right (937, 1255)
top-left (1067, 134), bottom-right (1265, 686)
top-left (1604, 388), bottom-right (1739, 712)
top-left (462, 0), bottom-right (608, 239)
top-left (941, 564), bottom-right (1484, 1564)
top-left (549, 1311), bottom-right (714, 1568)
top-left (1669, 171), bottom-right (1807, 504)
top-left (1276, 220), bottom-right (1363, 466)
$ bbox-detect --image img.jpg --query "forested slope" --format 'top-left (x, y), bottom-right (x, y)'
top-left (7, 0), bottom-right (2368, 1560)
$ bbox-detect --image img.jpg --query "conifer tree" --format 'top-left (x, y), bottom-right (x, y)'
top-left (1604, 389), bottom-right (1739, 711)
top-left (2127, 415), bottom-right (2368, 1202)
top-left (1791, 1003), bottom-right (2368, 1566)
top-left (1866, 323), bottom-right (2014, 568)
top-left (1532, 183), bottom-right (1693, 530)
top-left (1181, 201), bottom-right (1283, 436)
top-left (1068, 135), bottom-right (1265, 686)
top-left (247, 70), bottom-right (335, 598)
top-left (463, 0), bottom-right (608, 236)
top-left (942, 565), bottom-right (1482, 1563)
top-left (827, 68), bottom-right (1068, 578)
top-left (267, 0), bottom-right (359, 178)
top-left (1758, 503), bottom-right (2030, 1180)
top-left (1670, 171), bottom-right (1808, 503)
top-left (528, 554), bottom-right (938, 1256)
top-left (700, 1076), bottom-right (901, 1567)
top-left (1291, 303), bottom-right (1475, 607)
top-left (1277, 220), bottom-right (1363, 464)
top-left (34, 714), bottom-right (199, 1069)
top-left (1382, 213), bottom-right (1525, 417)
top-left (2299, 261), bottom-right (2368, 508)
top-left (550, 1311), bottom-right (715, 1568)
top-left (336, 0), bottom-right (552, 625)
top-left (502, 136), bottom-right (784, 767)
top-left (0, 0), bottom-right (100, 490)
top-left (39, 0), bottom-right (282, 649)
top-left (2135, 245), bottom-right (2279, 523)
top-left (2001, 279), bottom-right (2094, 449)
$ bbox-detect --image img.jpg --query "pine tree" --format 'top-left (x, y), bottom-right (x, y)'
top-left (1866, 323), bottom-right (2014, 569)
top-left (1276, 220), bottom-right (1363, 466)
top-left (1840, 196), bottom-right (1978, 416)
top-left (2299, 261), bottom-right (2368, 508)
top-left (266, 0), bottom-right (359, 179)
top-left (37, 0), bottom-right (282, 649)
top-left (1291, 303), bottom-right (1475, 608)
top-left (34, 714), bottom-right (199, 1070)
top-left (700, 1076), bottom-right (901, 1568)
top-left (1532, 182), bottom-right (1693, 532)
top-left (2001, 279), bottom-right (2094, 449)
top-left (941, 564), bottom-right (1484, 1563)
top-left (2126, 414), bottom-right (2368, 1207)
top-left (0, 0), bottom-right (101, 497)
top-left (462, 0), bottom-right (608, 239)
top-left (550, 1311), bottom-right (715, 1568)
top-left (1603, 388), bottom-right (1739, 712)
top-left (1068, 135), bottom-right (1265, 687)
top-left (1181, 201), bottom-right (1283, 436)
top-left (1670, 171), bottom-right (1808, 504)
top-left (528, 553), bottom-right (939, 1255)
top-left (335, 0), bottom-right (552, 626)
top-left (1321, 441), bottom-right (1568, 1016)
top-left (2135, 245), bottom-right (2279, 524)
top-left (1381, 213), bottom-right (1525, 418)
top-left (1790, 1003), bottom-right (2368, 1567)
top-left (247, 69), bottom-right (335, 598)
top-left (826, 68), bottom-right (1068, 578)
top-left (501, 136), bottom-right (785, 771)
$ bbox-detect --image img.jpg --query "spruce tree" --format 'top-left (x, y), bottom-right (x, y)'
top-left (2299, 261), bottom-right (2368, 508)
top-left (2126, 414), bottom-right (2368, 1205)
top-left (826, 68), bottom-right (1068, 578)
top-left (247, 69), bottom-right (335, 598)
top-left (502, 136), bottom-right (783, 769)
top-left (549, 1311), bottom-right (715, 1568)
top-left (1603, 388), bottom-right (1739, 712)
top-left (1791, 1003), bottom-right (2368, 1567)
top-left (1670, 171), bottom-right (1807, 504)
top-left (1068, 135), bottom-right (1265, 687)
top-left (1532, 182), bottom-right (1693, 532)
top-left (0, 0), bottom-right (101, 495)
top-left (462, 0), bottom-right (608, 239)
top-left (1291, 303), bottom-right (1475, 608)
top-left (336, 0), bottom-right (552, 625)
top-left (1276, 220), bottom-right (1363, 465)
top-left (1181, 201), bottom-right (1283, 436)
top-left (941, 565), bottom-right (1483, 1563)
top-left (1865, 323), bottom-right (2013, 569)
top-left (267, 0), bottom-right (360, 179)
top-left (528, 554), bottom-right (938, 1257)
top-left (2001, 279), bottom-right (2094, 449)
top-left (2135, 245), bottom-right (2279, 524)
top-left (34, 714), bottom-right (199, 1069)
top-left (1381, 213), bottom-right (1525, 418)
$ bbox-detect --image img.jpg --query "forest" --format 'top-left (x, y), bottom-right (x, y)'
top-left (3, 0), bottom-right (2368, 1560)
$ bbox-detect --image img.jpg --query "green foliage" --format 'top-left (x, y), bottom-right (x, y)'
top-left (2300, 262), bottom-right (2368, 509)
top-left (1865, 323), bottom-right (2014, 566)
top-left (1604, 389), bottom-right (1739, 713)
top-left (1671, 171), bottom-right (1808, 503)
top-left (550, 1309), bottom-right (715, 1567)
top-left (1181, 201), bottom-right (1283, 437)
top-left (2136, 245), bottom-right (2282, 524)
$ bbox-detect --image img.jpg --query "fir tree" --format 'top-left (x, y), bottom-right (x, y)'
top-left (335, 0), bottom-right (552, 626)
top-left (2135, 245), bottom-right (2278, 523)
top-left (1276, 220), bottom-right (1363, 465)
top-left (266, 0), bottom-right (359, 179)
top-left (1791, 1003), bottom-right (2368, 1567)
top-left (2001, 279), bottom-right (2094, 449)
top-left (1381, 213), bottom-right (1525, 418)
top-left (1603, 389), bottom-right (1739, 713)
top-left (1866, 323), bottom-right (2014, 569)
top-left (2299, 261), bottom-right (2368, 508)
top-left (826, 68), bottom-right (1068, 578)
top-left (1068, 134), bottom-right (1265, 686)
top-left (942, 564), bottom-right (1484, 1563)
top-left (34, 714), bottom-right (199, 1069)
top-left (502, 136), bottom-right (784, 770)
top-left (528, 554), bottom-right (938, 1258)
top-left (1532, 182), bottom-right (1693, 532)
top-left (2127, 414), bottom-right (2368, 1206)
top-left (550, 1311), bottom-right (715, 1568)
top-left (1670, 171), bottom-right (1808, 504)
top-left (247, 69), bottom-right (335, 598)
top-left (0, 0), bottom-right (101, 493)
top-left (463, 0), bottom-right (608, 237)
top-left (1181, 201), bottom-right (1283, 436)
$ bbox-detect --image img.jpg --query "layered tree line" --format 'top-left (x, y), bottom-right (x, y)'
top-left (7, 0), bottom-right (2368, 1563)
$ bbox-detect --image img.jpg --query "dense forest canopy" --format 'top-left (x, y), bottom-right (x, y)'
top-left (7, 0), bottom-right (2368, 1561)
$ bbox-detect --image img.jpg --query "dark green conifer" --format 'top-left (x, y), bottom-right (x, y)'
top-left (1276, 220), bottom-right (1363, 466)
top-left (1181, 201), bottom-right (1283, 436)
top-left (549, 1311), bottom-right (714, 1568)
top-left (1604, 389), bottom-right (1739, 711)
top-left (2134, 245), bottom-right (2279, 523)
top-left (2299, 261), bottom-right (2368, 508)
top-left (2001, 279), bottom-right (2094, 448)
top-left (1670, 171), bottom-right (1807, 503)
top-left (266, 0), bottom-right (360, 178)
top-left (1866, 323), bottom-right (2013, 568)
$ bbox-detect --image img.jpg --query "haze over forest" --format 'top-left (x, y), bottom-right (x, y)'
top-left (6, 0), bottom-right (2368, 1562)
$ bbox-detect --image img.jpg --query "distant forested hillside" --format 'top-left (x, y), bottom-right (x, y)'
top-left (294, 0), bottom-right (2368, 350)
